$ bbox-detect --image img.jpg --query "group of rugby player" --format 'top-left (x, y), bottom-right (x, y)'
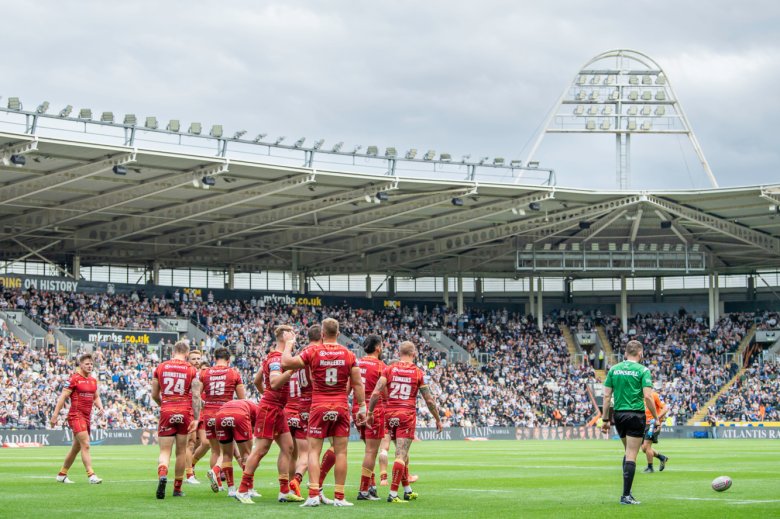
top-left (52, 317), bottom-right (442, 507)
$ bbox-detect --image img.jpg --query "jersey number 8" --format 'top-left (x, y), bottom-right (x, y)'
top-left (325, 367), bottom-right (339, 386)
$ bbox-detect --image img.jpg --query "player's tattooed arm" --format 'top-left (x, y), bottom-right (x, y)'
top-left (420, 386), bottom-right (442, 431)
top-left (369, 376), bottom-right (387, 415)
top-left (191, 378), bottom-right (202, 421)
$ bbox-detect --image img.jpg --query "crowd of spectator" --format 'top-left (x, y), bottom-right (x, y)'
top-left (1, 286), bottom-right (778, 431)
top-left (605, 311), bottom-right (750, 423)
top-left (710, 361), bottom-right (779, 422)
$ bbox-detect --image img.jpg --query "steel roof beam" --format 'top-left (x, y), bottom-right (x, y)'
top-left (0, 152), bottom-right (135, 207)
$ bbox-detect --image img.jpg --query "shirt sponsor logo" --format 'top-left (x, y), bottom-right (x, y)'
top-left (388, 417), bottom-right (401, 428)
top-left (287, 417), bottom-right (301, 429)
top-left (169, 414), bottom-right (185, 424)
top-left (221, 417), bottom-right (235, 427)
top-left (611, 370), bottom-right (640, 377)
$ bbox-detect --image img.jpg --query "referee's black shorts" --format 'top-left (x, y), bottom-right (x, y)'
top-left (613, 411), bottom-right (645, 439)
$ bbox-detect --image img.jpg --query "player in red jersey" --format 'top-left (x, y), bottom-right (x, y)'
top-left (282, 317), bottom-right (367, 507)
top-left (152, 340), bottom-right (201, 499)
top-left (284, 325), bottom-right (319, 497)
top-left (369, 341), bottom-right (442, 503)
top-left (50, 353), bottom-right (105, 484)
top-left (353, 334), bottom-right (386, 501)
top-left (215, 398), bottom-right (259, 497)
top-left (194, 347), bottom-right (246, 493)
top-left (184, 349), bottom-right (202, 485)
top-left (234, 325), bottom-right (304, 504)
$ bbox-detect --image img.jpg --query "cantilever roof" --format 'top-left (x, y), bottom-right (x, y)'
top-left (1, 131), bottom-right (779, 278)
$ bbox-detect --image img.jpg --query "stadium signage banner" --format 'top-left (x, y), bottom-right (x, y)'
top-left (1, 428), bottom-right (148, 446)
top-left (755, 330), bottom-right (779, 343)
top-left (714, 428), bottom-right (780, 439)
top-left (259, 294), bottom-right (323, 307)
top-left (61, 328), bottom-right (179, 345)
top-left (0, 274), bottom-right (79, 293)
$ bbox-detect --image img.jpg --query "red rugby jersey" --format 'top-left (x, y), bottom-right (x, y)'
top-left (200, 365), bottom-right (243, 409)
top-left (67, 372), bottom-right (97, 417)
top-left (154, 359), bottom-right (197, 412)
top-left (383, 361), bottom-right (426, 413)
top-left (352, 356), bottom-right (386, 414)
top-left (260, 350), bottom-right (289, 409)
top-left (299, 343), bottom-right (357, 408)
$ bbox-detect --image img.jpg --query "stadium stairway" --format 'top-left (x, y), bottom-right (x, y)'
top-left (687, 324), bottom-right (755, 425)
top-left (421, 330), bottom-right (470, 364)
top-left (595, 325), bottom-right (614, 358)
top-left (559, 324), bottom-right (580, 365)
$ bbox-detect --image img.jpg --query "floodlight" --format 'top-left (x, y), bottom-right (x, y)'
top-left (493, 157), bottom-right (505, 165)
top-left (254, 133), bottom-right (267, 142)
top-left (478, 156), bottom-right (489, 165)
top-left (638, 243), bottom-right (646, 251)
top-left (352, 145), bottom-right (363, 154)
top-left (663, 243), bottom-right (671, 251)
top-left (124, 113), bottom-right (137, 125)
top-left (528, 202), bottom-right (541, 211)
top-left (188, 122), bottom-right (202, 135)
top-left (574, 105), bottom-right (584, 115)
top-left (366, 145), bottom-right (378, 156)
top-left (7, 97), bottom-right (21, 110)
top-left (201, 175), bottom-right (216, 186)
top-left (510, 160), bottom-right (522, 167)
top-left (145, 116), bottom-right (158, 129)
top-left (440, 153), bottom-right (452, 162)
top-left (36, 101), bottom-right (50, 114)
top-left (629, 76), bottom-right (639, 85)
top-left (59, 105), bottom-right (73, 118)
top-left (112, 165), bottom-right (128, 175)
top-left (364, 194), bottom-right (372, 203)
top-left (641, 91), bottom-right (652, 101)
top-left (275, 136), bottom-right (286, 145)
top-left (641, 121), bottom-right (652, 131)
top-left (233, 130), bottom-right (247, 139)
top-left (423, 150), bottom-right (435, 161)
top-left (461, 154), bottom-right (471, 163)
top-left (101, 112), bottom-right (114, 123)
top-left (210, 125), bottom-right (223, 138)
top-left (579, 221), bottom-right (591, 230)
top-left (511, 207), bottom-right (526, 216)
top-left (650, 243), bottom-right (657, 251)
top-left (385, 147), bottom-right (397, 158)
top-left (294, 137), bottom-right (306, 148)
top-left (332, 141), bottom-right (344, 152)
top-left (608, 243), bottom-right (617, 251)
top-left (600, 120), bottom-right (610, 130)
top-left (543, 243), bottom-right (552, 251)
top-left (591, 243), bottom-right (599, 251)
top-left (167, 119), bottom-right (180, 132)
top-left (192, 177), bottom-right (200, 188)
top-left (655, 91), bottom-right (666, 101)
top-left (586, 120), bottom-right (596, 130)
top-left (375, 192), bottom-right (390, 202)
top-left (527, 161), bottom-right (540, 168)
top-left (655, 106), bottom-right (666, 116)
top-left (692, 244), bottom-right (699, 252)
top-left (451, 197), bottom-right (464, 206)
top-left (660, 221), bottom-right (672, 229)
top-left (78, 108), bottom-right (92, 120)
top-left (405, 149), bottom-right (417, 159)
top-left (9, 154), bottom-right (26, 166)
top-left (313, 139), bottom-right (325, 150)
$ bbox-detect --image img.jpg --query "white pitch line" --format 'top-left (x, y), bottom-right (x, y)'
top-left (670, 497), bottom-right (780, 505)
top-left (447, 488), bottom-right (514, 493)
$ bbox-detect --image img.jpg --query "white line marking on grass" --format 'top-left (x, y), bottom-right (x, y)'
top-left (447, 488), bottom-right (514, 493)
top-left (670, 497), bottom-right (780, 505)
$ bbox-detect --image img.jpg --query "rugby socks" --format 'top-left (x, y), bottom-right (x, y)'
top-left (370, 472), bottom-right (376, 487)
top-left (86, 470), bottom-right (95, 478)
top-left (380, 471), bottom-right (388, 484)
top-left (213, 465), bottom-right (222, 486)
top-left (622, 455), bottom-right (626, 471)
top-left (319, 449), bottom-right (336, 486)
top-left (58, 468), bottom-right (68, 477)
top-left (279, 474), bottom-right (290, 494)
top-left (158, 464), bottom-right (168, 478)
top-left (186, 469), bottom-right (194, 478)
top-left (360, 467), bottom-right (372, 493)
top-left (239, 473), bottom-right (254, 493)
top-left (335, 484), bottom-right (345, 501)
top-left (173, 478), bottom-right (183, 492)
top-left (390, 460), bottom-right (406, 494)
top-left (308, 484), bottom-right (320, 499)
top-left (223, 466), bottom-right (234, 487)
top-left (402, 465), bottom-right (410, 487)
top-left (294, 472), bottom-right (303, 485)
top-left (622, 461), bottom-right (636, 497)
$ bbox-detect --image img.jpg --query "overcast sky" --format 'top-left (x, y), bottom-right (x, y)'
top-left (2, 0), bottom-right (779, 190)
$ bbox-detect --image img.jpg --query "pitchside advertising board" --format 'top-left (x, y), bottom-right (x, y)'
top-left (60, 328), bottom-right (179, 346)
top-left (6, 425), bottom-right (776, 448)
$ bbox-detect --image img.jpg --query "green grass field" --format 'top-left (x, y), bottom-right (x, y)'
top-left (1, 439), bottom-right (778, 518)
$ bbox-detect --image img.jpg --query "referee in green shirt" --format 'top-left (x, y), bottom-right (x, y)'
top-left (601, 340), bottom-right (659, 505)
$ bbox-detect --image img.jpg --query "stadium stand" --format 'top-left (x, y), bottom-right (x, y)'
top-left (711, 360), bottom-right (779, 422)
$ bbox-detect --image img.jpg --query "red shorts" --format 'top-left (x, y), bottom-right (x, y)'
top-left (158, 408), bottom-right (193, 437)
top-left (215, 407), bottom-right (253, 443)
top-left (385, 409), bottom-right (416, 440)
top-left (201, 407), bottom-right (220, 440)
top-left (354, 406), bottom-right (385, 441)
top-left (67, 413), bottom-right (91, 435)
top-left (307, 404), bottom-right (350, 439)
top-left (284, 408), bottom-right (309, 440)
top-left (254, 403), bottom-right (289, 440)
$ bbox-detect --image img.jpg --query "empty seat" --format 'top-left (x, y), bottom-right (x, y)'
top-left (574, 105), bottom-right (585, 115)
top-left (627, 106), bottom-right (638, 116)
top-left (641, 91), bottom-right (652, 101)
top-left (655, 106), bottom-right (666, 116)
top-left (655, 90), bottom-right (667, 101)
top-left (586, 119), bottom-right (596, 130)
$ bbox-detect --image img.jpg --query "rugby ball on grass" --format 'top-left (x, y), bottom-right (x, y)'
top-left (711, 476), bottom-right (732, 492)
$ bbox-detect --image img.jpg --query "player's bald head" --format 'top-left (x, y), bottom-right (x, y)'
top-left (399, 341), bottom-right (416, 358)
